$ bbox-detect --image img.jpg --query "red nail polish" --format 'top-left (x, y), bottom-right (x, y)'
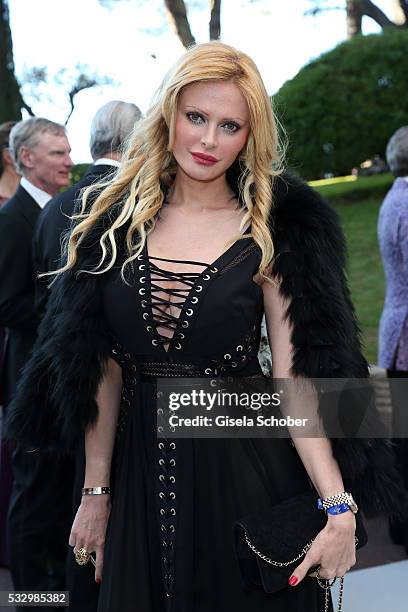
top-left (289, 575), bottom-right (298, 586)
top-left (96, 578), bottom-right (101, 585)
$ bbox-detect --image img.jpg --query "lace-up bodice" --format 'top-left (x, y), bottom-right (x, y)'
top-left (143, 255), bottom-right (212, 351)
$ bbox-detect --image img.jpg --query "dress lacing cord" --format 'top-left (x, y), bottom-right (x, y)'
top-left (139, 254), bottom-right (214, 349)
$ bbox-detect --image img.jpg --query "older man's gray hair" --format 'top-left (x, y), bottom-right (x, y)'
top-left (90, 101), bottom-right (142, 160)
top-left (9, 117), bottom-right (66, 174)
top-left (386, 126), bottom-right (408, 178)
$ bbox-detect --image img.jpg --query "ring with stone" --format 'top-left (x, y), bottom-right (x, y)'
top-left (75, 547), bottom-right (91, 566)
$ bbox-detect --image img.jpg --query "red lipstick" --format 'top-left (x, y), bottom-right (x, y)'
top-left (191, 152), bottom-right (218, 165)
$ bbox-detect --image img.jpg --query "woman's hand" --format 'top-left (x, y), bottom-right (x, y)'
top-left (69, 495), bottom-right (111, 583)
top-left (289, 511), bottom-right (357, 586)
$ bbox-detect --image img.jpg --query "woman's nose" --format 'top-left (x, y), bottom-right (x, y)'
top-left (201, 124), bottom-right (217, 149)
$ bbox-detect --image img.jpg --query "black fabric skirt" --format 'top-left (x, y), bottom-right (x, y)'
top-left (97, 379), bottom-right (333, 612)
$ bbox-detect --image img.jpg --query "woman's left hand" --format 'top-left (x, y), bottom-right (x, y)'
top-left (289, 511), bottom-right (357, 586)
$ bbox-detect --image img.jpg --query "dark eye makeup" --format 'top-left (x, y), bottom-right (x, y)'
top-left (186, 112), bottom-right (240, 134)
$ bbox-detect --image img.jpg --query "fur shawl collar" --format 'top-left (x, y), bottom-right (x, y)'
top-left (6, 172), bottom-right (405, 518)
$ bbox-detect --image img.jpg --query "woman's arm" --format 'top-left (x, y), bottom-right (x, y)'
top-left (262, 276), bottom-right (356, 585)
top-left (69, 357), bottom-right (122, 583)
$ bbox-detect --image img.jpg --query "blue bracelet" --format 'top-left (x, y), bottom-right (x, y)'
top-left (317, 499), bottom-right (351, 515)
top-left (326, 503), bottom-right (350, 516)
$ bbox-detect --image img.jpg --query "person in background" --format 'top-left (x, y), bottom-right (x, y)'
top-left (0, 117), bottom-right (73, 608)
top-left (378, 125), bottom-right (408, 554)
top-left (33, 100), bottom-right (141, 612)
top-left (0, 120), bottom-right (20, 568)
top-left (0, 121), bottom-right (20, 206)
top-left (34, 100), bottom-right (142, 311)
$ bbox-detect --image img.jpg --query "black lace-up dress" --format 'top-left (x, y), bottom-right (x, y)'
top-left (98, 234), bottom-right (332, 612)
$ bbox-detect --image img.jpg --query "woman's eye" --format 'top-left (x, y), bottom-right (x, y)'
top-left (222, 122), bottom-right (240, 134)
top-left (187, 112), bottom-right (205, 125)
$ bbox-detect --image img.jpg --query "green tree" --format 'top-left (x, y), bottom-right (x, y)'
top-left (275, 29), bottom-right (408, 179)
top-left (22, 65), bottom-right (114, 125)
top-left (0, 0), bottom-right (33, 122)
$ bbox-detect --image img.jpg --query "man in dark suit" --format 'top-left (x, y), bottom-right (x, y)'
top-left (0, 117), bottom-right (73, 605)
top-left (34, 100), bottom-right (142, 311)
top-left (33, 100), bottom-right (141, 611)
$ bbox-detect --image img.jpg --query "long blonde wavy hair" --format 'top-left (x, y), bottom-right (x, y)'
top-left (57, 41), bottom-right (284, 280)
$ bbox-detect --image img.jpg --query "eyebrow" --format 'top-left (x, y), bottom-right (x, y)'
top-left (184, 105), bottom-right (247, 124)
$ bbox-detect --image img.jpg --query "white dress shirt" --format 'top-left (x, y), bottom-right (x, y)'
top-left (93, 158), bottom-right (121, 168)
top-left (20, 177), bottom-right (52, 209)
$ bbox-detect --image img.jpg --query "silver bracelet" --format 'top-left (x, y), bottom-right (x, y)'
top-left (81, 486), bottom-right (111, 495)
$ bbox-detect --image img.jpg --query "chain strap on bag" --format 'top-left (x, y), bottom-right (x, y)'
top-left (244, 531), bottom-right (359, 612)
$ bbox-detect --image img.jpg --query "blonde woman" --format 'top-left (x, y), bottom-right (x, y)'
top-left (7, 42), bottom-right (402, 611)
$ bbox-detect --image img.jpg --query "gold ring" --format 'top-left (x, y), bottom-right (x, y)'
top-left (75, 547), bottom-right (90, 566)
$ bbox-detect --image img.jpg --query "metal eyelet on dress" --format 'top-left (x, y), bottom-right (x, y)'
top-left (139, 264), bottom-right (146, 270)
top-left (210, 267), bottom-right (218, 273)
top-left (210, 379), bottom-right (217, 387)
top-left (205, 368), bottom-right (212, 375)
top-left (195, 285), bottom-right (203, 292)
top-left (158, 442), bottom-right (164, 449)
top-left (175, 343), bottom-right (182, 350)
top-left (178, 333), bottom-right (185, 339)
top-left (186, 309), bottom-right (193, 316)
top-left (191, 296), bottom-right (198, 304)
top-left (152, 339), bottom-right (159, 346)
top-left (236, 345), bottom-right (243, 351)
top-left (170, 525), bottom-right (175, 532)
top-left (170, 492), bottom-right (176, 499)
top-left (158, 426), bottom-right (163, 433)
top-left (169, 459), bottom-right (176, 466)
top-left (170, 508), bottom-right (176, 516)
top-left (203, 274), bottom-right (210, 280)
top-left (140, 277), bottom-right (146, 284)
top-left (143, 313), bottom-right (149, 320)
top-left (224, 353), bottom-right (231, 360)
top-left (159, 475), bottom-right (165, 482)
top-left (158, 458), bottom-right (165, 466)
top-left (182, 321), bottom-right (189, 328)
top-left (139, 287), bottom-right (146, 295)
top-left (161, 523), bottom-right (166, 531)
top-left (147, 326), bottom-right (153, 332)
top-left (141, 300), bottom-right (147, 308)
top-left (160, 508), bottom-right (166, 516)
top-left (137, 255), bottom-right (143, 260)
top-left (170, 442), bottom-right (176, 449)
top-left (159, 492), bottom-right (165, 499)
top-left (231, 362), bottom-right (238, 367)
top-left (170, 426), bottom-right (176, 433)
top-left (170, 476), bottom-right (176, 483)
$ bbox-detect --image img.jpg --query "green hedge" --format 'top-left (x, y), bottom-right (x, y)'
top-left (275, 30), bottom-right (408, 180)
top-left (310, 173), bottom-right (394, 203)
top-left (69, 163), bottom-right (90, 185)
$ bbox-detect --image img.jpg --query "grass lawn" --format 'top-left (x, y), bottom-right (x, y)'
top-left (333, 197), bottom-right (385, 365)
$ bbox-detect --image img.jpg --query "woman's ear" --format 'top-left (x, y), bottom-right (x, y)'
top-left (3, 147), bottom-right (16, 170)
